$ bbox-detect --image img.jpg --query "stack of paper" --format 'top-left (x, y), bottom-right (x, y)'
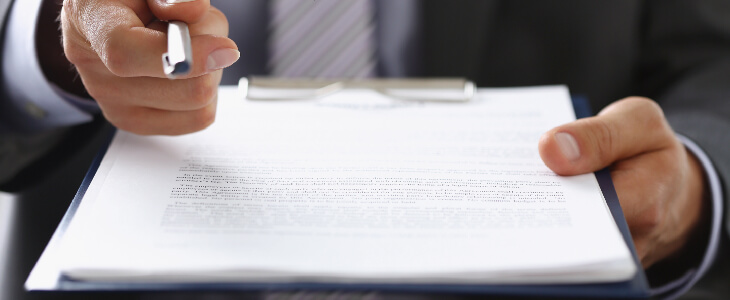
top-left (54, 86), bottom-right (635, 284)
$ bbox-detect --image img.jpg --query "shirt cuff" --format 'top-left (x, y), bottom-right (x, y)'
top-left (1, 0), bottom-right (94, 132)
top-left (650, 134), bottom-right (724, 299)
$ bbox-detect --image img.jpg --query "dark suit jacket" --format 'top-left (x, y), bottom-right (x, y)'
top-left (0, 0), bottom-right (729, 298)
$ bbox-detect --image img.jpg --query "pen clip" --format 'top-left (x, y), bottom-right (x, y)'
top-left (163, 21), bottom-right (193, 79)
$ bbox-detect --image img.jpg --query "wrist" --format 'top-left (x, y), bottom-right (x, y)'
top-left (679, 149), bottom-right (711, 250)
top-left (645, 146), bottom-right (711, 286)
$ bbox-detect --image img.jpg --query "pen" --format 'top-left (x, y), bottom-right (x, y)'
top-left (162, 21), bottom-right (193, 79)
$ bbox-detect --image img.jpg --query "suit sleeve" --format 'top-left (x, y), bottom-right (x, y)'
top-left (0, 0), bottom-right (98, 190)
top-left (638, 0), bottom-right (730, 298)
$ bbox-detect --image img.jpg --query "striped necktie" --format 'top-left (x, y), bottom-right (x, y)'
top-left (268, 0), bottom-right (377, 78)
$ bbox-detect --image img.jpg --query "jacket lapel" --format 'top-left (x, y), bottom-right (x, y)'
top-left (422, 0), bottom-right (498, 80)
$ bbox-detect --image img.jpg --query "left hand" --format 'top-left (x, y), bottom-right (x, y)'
top-left (538, 97), bottom-right (707, 268)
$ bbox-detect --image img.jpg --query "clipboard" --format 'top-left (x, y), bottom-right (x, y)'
top-left (25, 80), bottom-right (651, 298)
top-left (241, 77), bottom-right (475, 102)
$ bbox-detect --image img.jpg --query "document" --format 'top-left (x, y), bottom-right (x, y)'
top-left (57, 85), bottom-right (636, 284)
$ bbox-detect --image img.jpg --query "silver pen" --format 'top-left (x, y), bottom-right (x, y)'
top-left (162, 21), bottom-right (193, 79)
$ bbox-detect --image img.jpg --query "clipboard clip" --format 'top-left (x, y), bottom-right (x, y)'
top-left (239, 77), bottom-right (476, 102)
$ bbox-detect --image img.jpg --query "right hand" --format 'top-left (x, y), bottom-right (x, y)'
top-left (61, 0), bottom-right (239, 135)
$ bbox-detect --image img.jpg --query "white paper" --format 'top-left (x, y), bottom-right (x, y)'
top-left (58, 86), bottom-right (635, 284)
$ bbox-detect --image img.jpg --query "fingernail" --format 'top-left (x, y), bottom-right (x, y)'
top-left (207, 49), bottom-right (240, 71)
top-left (555, 132), bottom-right (580, 162)
top-left (167, 0), bottom-right (196, 3)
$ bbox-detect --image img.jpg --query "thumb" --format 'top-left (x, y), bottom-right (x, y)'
top-left (538, 97), bottom-right (676, 176)
top-left (148, 0), bottom-right (211, 24)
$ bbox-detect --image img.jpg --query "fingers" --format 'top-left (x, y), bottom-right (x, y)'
top-left (103, 32), bottom-right (238, 79)
top-left (538, 97), bottom-right (703, 269)
top-left (62, 0), bottom-right (237, 135)
top-left (80, 70), bottom-right (222, 112)
top-left (77, 65), bottom-right (224, 135)
top-left (100, 95), bottom-right (219, 135)
top-left (66, 4), bottom-right (236, 79)
top-left (538, 97), bottom-right (678, 175)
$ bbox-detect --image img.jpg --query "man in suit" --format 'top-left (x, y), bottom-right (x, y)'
top-left (1, 0), bottom-right (729, 299)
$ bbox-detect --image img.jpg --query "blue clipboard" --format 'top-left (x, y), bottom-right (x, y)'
top-left (26, 95), bottom-right (651, 298)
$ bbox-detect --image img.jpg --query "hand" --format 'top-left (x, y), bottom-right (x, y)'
top-left (539, 97), bottom-right (707, 268)
top-left (61, 0), bottom-right (239, 135)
